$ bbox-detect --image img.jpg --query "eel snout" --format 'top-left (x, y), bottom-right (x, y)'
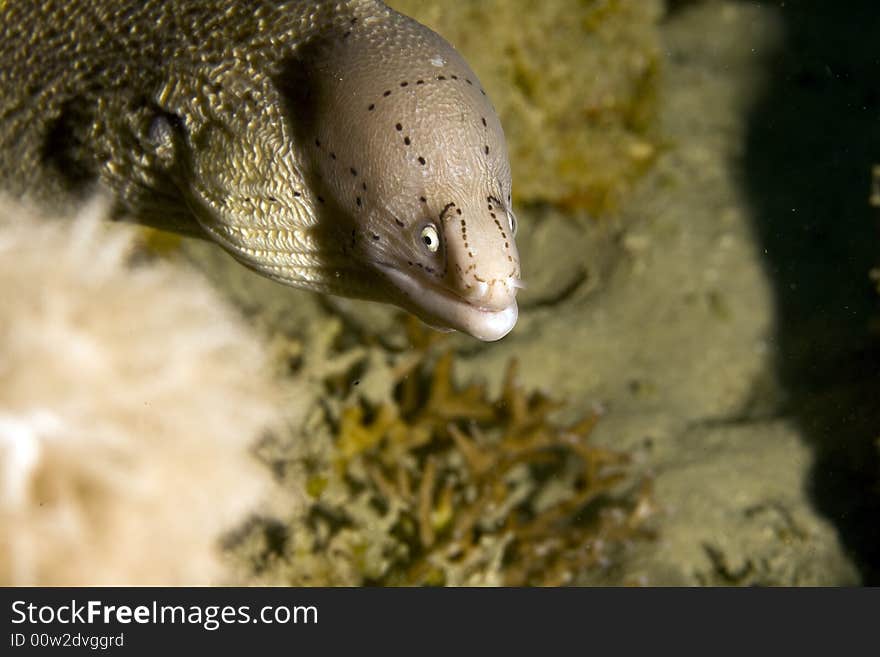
top-left (378, 263), bottom-right (520, 342)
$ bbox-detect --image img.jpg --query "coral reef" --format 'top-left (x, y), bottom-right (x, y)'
top-left (227, 321), bottom-right (653, 586)
top-left (388, 0), bottom-right (664, 215)
top-left (0, 196), bottom-right (281, 585)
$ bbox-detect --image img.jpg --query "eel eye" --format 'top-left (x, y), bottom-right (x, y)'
top-left (507, 209), bottom-right (518, 237)
top-left (420, 224), bottom-right (440, 252)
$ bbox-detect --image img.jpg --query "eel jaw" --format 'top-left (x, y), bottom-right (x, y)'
top-left (375, 263), bottom-right (519, 342)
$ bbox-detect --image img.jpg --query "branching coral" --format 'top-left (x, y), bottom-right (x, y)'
top-left (0, 196), bottom-right (281, 585)
top-left (338, 353), bottom-right (653, 585)
top-left (232, 321), bottom-right (653, 586)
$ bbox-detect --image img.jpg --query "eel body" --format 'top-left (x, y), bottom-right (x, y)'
top-left (0, 0), bottom-right (522, 340)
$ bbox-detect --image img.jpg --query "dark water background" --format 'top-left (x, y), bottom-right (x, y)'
top-left (744, 0), bottom-right (880, 583)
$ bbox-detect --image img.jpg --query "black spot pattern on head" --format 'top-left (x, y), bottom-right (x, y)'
top-left (489, 201), bottom-right (513, 261)
top-left (404, 136), bottom-right (411, 145)
top-left (481, 117), bottom-right (487, 127)
top-left (484, 145), bottom-right (489, 155)
top-left (316, 128), bottom-right (373, 217)
top-left (366, 72), bottom-right (486, 112)
top-left (440, 202), bottom-right (456, 222)
top-left (395, 123), bottom-right (402, 131)
top-left (418, 156), bottom-right (426, 165)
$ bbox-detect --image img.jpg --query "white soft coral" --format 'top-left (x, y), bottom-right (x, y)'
top-left (0, 196), bottom-right (280, 585)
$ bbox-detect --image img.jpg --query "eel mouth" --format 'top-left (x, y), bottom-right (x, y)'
top-left (376, 263), bottom-right (519, 342)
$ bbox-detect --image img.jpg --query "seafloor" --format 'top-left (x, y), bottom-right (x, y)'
top-left (170, 0), bottom-right (878, 585)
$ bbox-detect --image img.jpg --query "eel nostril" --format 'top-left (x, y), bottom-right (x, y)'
top-left (469, 277), bottom-right (521, 302)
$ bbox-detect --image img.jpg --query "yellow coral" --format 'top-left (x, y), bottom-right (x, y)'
top-left (235, 326), bottom-right (653, 586)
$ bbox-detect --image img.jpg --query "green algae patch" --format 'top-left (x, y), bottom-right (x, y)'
top-left (389, 0), bottom-right (665, 216)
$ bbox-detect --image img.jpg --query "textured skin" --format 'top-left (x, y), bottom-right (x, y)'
top-left (0, 0), bottom-right (521, 340)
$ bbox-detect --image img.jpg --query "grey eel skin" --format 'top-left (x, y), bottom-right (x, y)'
top-left (0, 0), bottom-right (522, 340)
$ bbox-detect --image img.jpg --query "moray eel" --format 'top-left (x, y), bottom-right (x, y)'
top-left (0, 0), bottom-right (522, 341)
